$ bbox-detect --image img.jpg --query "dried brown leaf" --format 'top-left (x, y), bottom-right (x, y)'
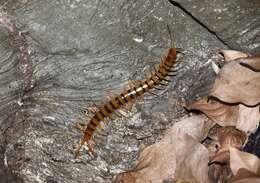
top-left (113, 172), bottom-right (137, 183)
top-left (210, 54), bottom-right (260, 106)
top-left (217, 127), bottom-right (247, 150)
top-left (230, 168), bottom-right (260, 183)
top-left (210, 149), bottom-right (230, 165)
top-left (220, 50), bottom-right (249, 62)
top-left (228, 147), bottom-right (260, 183)
top-left (208, 127), bottom-right (247, 182)
top-left (115, 115), bottom-right (214, 183)
top-left (229, 147), bottom-right (260, 176)
top-left (187, 97), bottom-right (239, 126)
top-left (236, 105), bottom-right (260, 134)
top-left (239, 56), bottom-right (260, 72)
top-left (186, 97), bottom-right (260, 134)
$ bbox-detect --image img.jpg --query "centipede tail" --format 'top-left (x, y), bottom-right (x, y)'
top-left (76, 48), bottom-right (178, 157)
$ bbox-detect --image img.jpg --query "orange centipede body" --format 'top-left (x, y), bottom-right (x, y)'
top-left (76, 47), bottom-right (178, 157)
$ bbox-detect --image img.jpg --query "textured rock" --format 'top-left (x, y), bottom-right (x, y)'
top-left (0, 0), bottom-right (258, 183)
top-left (169, 0), bottom-right (260, 54)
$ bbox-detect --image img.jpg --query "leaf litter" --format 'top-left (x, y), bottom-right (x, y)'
top-left (114, 50), bottom-right (260, 183)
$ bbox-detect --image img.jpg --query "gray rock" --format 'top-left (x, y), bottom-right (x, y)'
top-left (169, 0), bottom-right (260, 54)
top-left (0, 0), bottom-right (258, 183)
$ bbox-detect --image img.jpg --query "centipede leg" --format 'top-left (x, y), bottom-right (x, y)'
top-left (75, 137), bottom-right (86, 158)
top-left (162, 78), bottom-right (171, 82)
top-left (147, 90), bottom-right (159, 96)
top-left (83, 107), bottom-right (98, 116)
top-left (95, 124), bottom-right (108, 136)
top-left (75, 137), bottom-right (95, 158)
top-left (86, 141), bottom-right (94, 157)
top-left (167, 73), bottom-right (177, 77)
top-left (106, 96), bottom-right (125, 118)
top-left (175, 48), bottom-right (185, 53)
top-left (154, 86), bottom-right (165, 90)
top-left (173, 62), bottom-right (184, 71)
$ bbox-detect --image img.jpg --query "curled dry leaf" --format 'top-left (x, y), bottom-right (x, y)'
top-left (220, 50), bottom-right (249, 62)
top-left (114, 115), bottom-right (214, 183)
top-left (236, 104), bottom-right (260, 134)
top-left (217, 127), bottom-right (247, 150)
top-left (186, 97), bottom-right (238, 126)
top-left (210, 127), bottom-right (246, 165)
top-left (239, 56), bottom-right (260, 72)
top-left (230, 168), bottom-right (260, 183)
top-left (210, 51), bottom-right (260, 106)
top-left (208, 127), bottom-right (246, 182)
top-left (187, 97), bottom-right (260, 134)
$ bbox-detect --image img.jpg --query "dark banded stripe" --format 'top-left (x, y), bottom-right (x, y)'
top-left (111, 99), bottom-right (120, 109)
top-left (106, 102), bottom-right (115, 113)
top-left (91, 116), bottom-right (99, 125)
top-left (164, 60), bottom-right (172, 67)
top-left (151, 76), bottom-right (159, 84)
top-left (154, 71), bottom-right (164, 80)
top-left (132, 88), bottom-right (139, 98)
top-left (120, 93), bottom-right (127, 103)
top-left (136, 85), bottom-right (144, 96)
top-left (110, 100), bottom-right (120, 109)
top-left (128, 89), bottom-right (135, 99)
top-left (104, 104), bottom-right (113, 113)
top-left (115, 96), bottom-right (123, 105)
top-left (145, 80), bottom-right (152, 89)
top-left (88, 123), bottom-right (96, 131)
top-left (84, 129), bottom-right (92, 136)
top-left (101, 107), bottom-right (110, 116)
top-left (109, 101), bottom-right (116, 109)
top-left (95, 112), bottom-right (104, 121)
top-left (142, 82), bottom-right (149, 92)
top-left (123, 91), bottom-right (131, 102)
top-left (117, 95), bottom-right (126, 105)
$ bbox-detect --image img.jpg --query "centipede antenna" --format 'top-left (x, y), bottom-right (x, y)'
top-left (167, 24), bottom-right (175, 48)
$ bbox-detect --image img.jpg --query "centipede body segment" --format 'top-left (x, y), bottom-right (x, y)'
top-left (76, 48), bottom-right (178, 157)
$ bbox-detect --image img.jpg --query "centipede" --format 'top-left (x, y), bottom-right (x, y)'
top-left (75, 47), bottom-right (179, 157)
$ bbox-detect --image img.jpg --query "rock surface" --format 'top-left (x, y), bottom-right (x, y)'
top-left (0, 0), bottom-right (259, 182)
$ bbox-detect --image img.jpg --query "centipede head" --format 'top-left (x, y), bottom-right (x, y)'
top-left (166, 48), bottom-right (177, 61)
